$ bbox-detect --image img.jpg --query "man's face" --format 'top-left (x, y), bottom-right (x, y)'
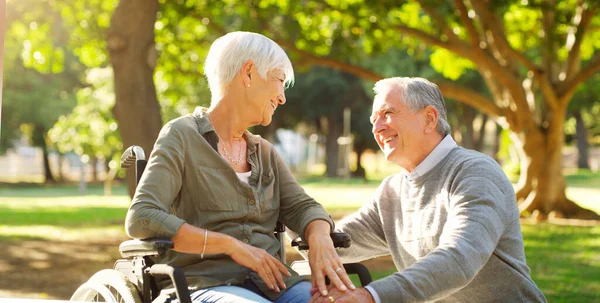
top-left (370, 86), bottom-right (427, 166)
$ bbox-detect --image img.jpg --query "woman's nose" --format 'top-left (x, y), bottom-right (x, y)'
top-left (277, 93), bottom-right (286, 105)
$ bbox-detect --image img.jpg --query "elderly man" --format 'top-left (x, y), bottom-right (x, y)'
top-left (311, 77), bottom-right (546, 303)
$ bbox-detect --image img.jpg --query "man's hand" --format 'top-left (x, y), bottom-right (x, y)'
top-left (226, 238), bottom-right (290, 292)
top-left (309, 286), bottom-right (375, 303)
top-left (305, 220), bottom-right (355, 296)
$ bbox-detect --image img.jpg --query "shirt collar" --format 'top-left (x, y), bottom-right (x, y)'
top-left (408, 135), bottom-right (457, 181)
top-left (193, 107), bottom-right (259, 154)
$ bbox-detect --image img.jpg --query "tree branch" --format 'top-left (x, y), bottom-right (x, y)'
top-left (468, 1), bottom-right (546, 112)
top-left (559, 53), bottom-right (600, 101)
top-left (469, 0), bottom-right (538, 72)
top-left (275, 40), bottom-right (384, 82)
top-left (436, 81), bottom-right (503, 119)
top-left (452, 0), bottom-right (480, 46)
top-left (564, 3), bottom-right (598, 82)
top-left (394, 24), bottom-right (462, 52)
top-left (419, 4), bottom-right (464, 45)
top-left (277, 39), bottom-right (504, 120)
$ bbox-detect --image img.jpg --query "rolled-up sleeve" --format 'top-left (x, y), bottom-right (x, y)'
top-left (125, 122), bottom-right (186, 239)
top-left (273, 148), bottom-right (333, 238)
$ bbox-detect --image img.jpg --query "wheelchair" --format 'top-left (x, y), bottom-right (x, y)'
top-left (70, 146), bottom-right (372, 303)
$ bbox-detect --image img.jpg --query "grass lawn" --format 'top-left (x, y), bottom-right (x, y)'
top-left (0, 170), bottom-right (599, 302)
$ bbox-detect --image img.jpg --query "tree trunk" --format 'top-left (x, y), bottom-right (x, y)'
top-left (573, 110), bottom-right (590, 169)
top-left (57, 153), bottom-right (65, 182)
top-left (33, 125), bottom-right (55, 184)
top-left (460, 104), bottom-right (476, 150)
top-left (513, 108), bottom-right (599, 220)
top-left (351, 143), bottom-right (367, 180)
top-left (91, 157), bottom-right (99, 182)
top-left (324, 117), bottom-right (342, 178)
top-left (491, 124), bottom-right (501, 162)
top-left (474, 114), bottom-right (488, 152)
top-left (108, 0), bottom-right (162, 197)
top-left (41, 139), bottom-right (55, 184)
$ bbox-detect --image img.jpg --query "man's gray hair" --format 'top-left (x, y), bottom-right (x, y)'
top-left (374, 77), bottom-right (451, 136)
top-left (204, 31), bottom-right (294, 103)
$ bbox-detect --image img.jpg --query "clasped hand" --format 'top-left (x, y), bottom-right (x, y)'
top-left (307, 232), bottom-right (356, 296)
top-left (228, 239), bottom-right (290, 292)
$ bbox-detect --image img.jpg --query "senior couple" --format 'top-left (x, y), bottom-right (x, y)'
top-left (125, 31), bottom-right (546, 303)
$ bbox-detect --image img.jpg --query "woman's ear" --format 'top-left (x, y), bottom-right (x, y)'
top-left (423, 106), bottom-right (439, 134)
top-left (241, 61), bottom-right (254, 87)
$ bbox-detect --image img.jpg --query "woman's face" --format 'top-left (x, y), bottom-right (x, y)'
top-left (247, 67), bottom-right (286, 126)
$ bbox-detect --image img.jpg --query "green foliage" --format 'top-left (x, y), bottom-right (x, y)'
top-left (430, 49), bottom-right (475, 80)
top-left (2, 0), bottom-right (84, 153)
top-left (566, 74), bottom-right (600, 145)
top-left (48, 68), bottom-right (121, 162)
top-left (497, 129), bottom-right (521, 179)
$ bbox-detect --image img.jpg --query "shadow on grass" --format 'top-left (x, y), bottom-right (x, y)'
top-left (0, 237), bottom-right (125, 300)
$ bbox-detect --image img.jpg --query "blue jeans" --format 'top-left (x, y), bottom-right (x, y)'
top-left (181, 281), bottom-right (312, 303)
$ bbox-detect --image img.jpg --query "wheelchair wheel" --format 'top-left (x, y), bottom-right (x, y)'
top-left (70, 269), bottom-right (142, 303)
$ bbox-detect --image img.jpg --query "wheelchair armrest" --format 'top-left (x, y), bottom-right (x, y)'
top-left (147, 264), bottom-right (192, 303)
top-left (119, 239), bottom-right (174, 258)
top-left (291, 232), bottom-right (351, 250)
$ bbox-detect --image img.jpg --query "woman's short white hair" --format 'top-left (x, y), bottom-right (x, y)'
top-left (204, 31), bottom-right (294, 103)
top-left (374, 77), bottom-right (451, 136)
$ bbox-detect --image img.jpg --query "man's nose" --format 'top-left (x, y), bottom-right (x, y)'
top-left (372, 118), bottom-right (386, 134)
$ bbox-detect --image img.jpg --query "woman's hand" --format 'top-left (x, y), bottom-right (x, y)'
top-left (226, 238), bottom-right (291, 292)
top-left (305, 220), bottom-right (356, 296)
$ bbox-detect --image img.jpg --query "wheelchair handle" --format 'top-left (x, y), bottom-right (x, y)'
top-left (120, 145), bottom-right (147, 185)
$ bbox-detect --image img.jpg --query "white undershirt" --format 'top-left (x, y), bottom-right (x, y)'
top-left (236, 171), bottom-right (252, 185)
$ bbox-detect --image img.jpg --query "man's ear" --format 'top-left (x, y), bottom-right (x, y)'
top-left (241, 60), bottom-right (254, 86)
top-left (423, 106), bottom-right (439, 134)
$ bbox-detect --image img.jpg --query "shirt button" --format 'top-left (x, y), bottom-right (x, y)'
top-left (249, 199), bottom-right (255, 205)
top-left (243, 239), bottom-right (249, 244)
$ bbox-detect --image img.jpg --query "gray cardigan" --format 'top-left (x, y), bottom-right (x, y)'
top-left (337, 147), bottom-right (546, 302)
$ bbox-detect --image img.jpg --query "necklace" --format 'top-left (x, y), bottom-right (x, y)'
top-left (215, 131), bottom-right (244, 164)
top-left (207, 112), bottom-right (245, 164)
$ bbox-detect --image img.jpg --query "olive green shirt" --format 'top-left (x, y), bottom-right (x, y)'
top-left (125, 107), bottom-right (333, 300)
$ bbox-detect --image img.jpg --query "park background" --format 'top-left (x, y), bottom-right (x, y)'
top-left (0, 0), bottom-right (599, 302)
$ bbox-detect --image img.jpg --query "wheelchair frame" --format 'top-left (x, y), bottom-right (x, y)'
top-left (70, 146), bottom-right (371, 303)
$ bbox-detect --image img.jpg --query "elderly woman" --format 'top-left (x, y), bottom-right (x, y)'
top-left (125, 31), bottom-right (354, 303)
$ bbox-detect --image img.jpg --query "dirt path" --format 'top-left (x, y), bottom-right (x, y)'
top-left (0, 237), bottom-right (395, 300)
top-left (0, 238), bottom-right (124, 300)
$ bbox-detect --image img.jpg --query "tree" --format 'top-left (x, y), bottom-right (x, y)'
top-left (245, 0), bottom-right (600, 219)
top-left (274, 66), bottom-right (376, 177)
top-left (23, 0), bottom-right (600, 214)
top-left (48, 67), bottom-right (122, 191)
top-left (3, 0), bottom-right (81, 181)
top-left (566, 73), bottom-right (600, 169)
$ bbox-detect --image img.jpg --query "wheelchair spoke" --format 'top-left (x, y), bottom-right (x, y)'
top-left (70, 269), bottom-right (142, 303)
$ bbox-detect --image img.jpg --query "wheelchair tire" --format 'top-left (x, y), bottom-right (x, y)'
top-left (70, 269), bottom-right (142, 303)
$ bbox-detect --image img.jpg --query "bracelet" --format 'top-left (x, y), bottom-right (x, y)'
top-left (201, 229), bottom-right (208, 259)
